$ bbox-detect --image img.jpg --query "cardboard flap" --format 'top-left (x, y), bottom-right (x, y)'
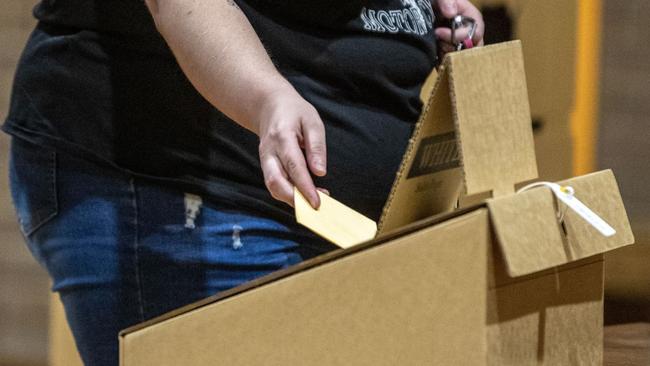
top-left (488, 170), bottom-right (635, 277)
top-left (378, 63), bottom-right (463, 234)
top-left (378, 41), bottom-right (538, 235)
top-left (448, 41), bottom-right (538, 196)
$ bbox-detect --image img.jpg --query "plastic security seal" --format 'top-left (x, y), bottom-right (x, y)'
top-left (517, 181), bottom-right (616, 237)
top-left (451, 15), bottom-right (477, 50)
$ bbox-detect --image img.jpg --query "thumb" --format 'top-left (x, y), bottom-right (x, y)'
top-left (436, 0), bottom-right (458, 19)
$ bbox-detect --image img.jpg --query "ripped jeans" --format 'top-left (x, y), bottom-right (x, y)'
top-left (8, 137), bottom-right (335, 366)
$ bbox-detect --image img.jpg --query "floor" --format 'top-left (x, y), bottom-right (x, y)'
top-left (604, 323), bottom-right (650, 366)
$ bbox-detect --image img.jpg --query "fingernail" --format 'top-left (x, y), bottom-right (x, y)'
top-left (443, 3), bottom-right (457, 17)
top-left (311, 195), bottom-right (321, 209)
top-left (314, 159), bottom-right (325, 170)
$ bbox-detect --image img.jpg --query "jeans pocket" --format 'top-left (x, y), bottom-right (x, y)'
top-left (9, 137), bottom-right (58, 236)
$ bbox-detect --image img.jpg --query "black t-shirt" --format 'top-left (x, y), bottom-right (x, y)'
top-left (3, 0), bottom-right (438, 224)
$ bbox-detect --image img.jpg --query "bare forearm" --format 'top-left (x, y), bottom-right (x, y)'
top-left (146, 0), bottom-right (291, 133)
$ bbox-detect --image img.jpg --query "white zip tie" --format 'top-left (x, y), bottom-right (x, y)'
top-left (517, 181), bottom-right (616, 237)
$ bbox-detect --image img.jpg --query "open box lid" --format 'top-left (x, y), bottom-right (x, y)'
top-left (378, 41), bottom-right (634, 276)
top-left (378, 40), bottom-right (538, 234)
top-left (488, 169), bottom-right (635, 277)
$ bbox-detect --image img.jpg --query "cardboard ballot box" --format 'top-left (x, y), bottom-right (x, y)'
top-left (119, 42), bottom-right (635, 365)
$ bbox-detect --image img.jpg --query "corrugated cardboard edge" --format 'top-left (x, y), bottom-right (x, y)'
top-left (444, 53), bottom-right (468, 196)
top-left (118, 203), bottom-right (484, 346)
top-left (446, 40), bottom-right (538, 196)
top-left (121, 210), bottom-right (490, 366)
top-left (377, 64), bottom-right (449, 233)
top-left (377, 62), bottom-right (458, 235)
top-left (446, 41), bottom-right (538, 196)
top-left (378, 41), bottom-right (538, 234)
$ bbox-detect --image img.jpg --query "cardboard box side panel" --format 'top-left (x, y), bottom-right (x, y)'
top-left (448, 41), bottom-right (538, 195)
top-left (120, 205), bottom-right (485, 336)
top-left (487, 257), bottom-right (604, 366)
top-left (488, 187), bottom-right (573, 276)
top-left (489, 170), bottom-right (635, 276)
top-left (122, 210), bottom-right (490, 366)
top-left (379, 66), bottom-right (462, 234)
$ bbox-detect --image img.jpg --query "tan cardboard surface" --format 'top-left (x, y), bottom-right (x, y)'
top-left (121, 210), bottom-right (490, 366)
top-left (488, 170), bottom-right (635, 276)
top-left (557, 170), bottom-right (635, 259)
top-left (121, 199), bottom-right (621, 366)
top-left (120, 39), bottom-right (633, 366)
top-left (472, 0), bottom-right (577, 181)
top-left (487, 255), bottom-right (605, 365)
top-left (379, 64), bottom-right (462, 234)
top-left (380, 41), bottom-right (537, 236)
top-left (488, 186), bottom-right (566, 276)
top-left (448, 41), bottom-right (538, 196)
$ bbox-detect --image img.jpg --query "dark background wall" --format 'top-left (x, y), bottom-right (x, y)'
top-left (599, 0), bottom-right (650, 320)
top-left (599, 1), bottom-right (650, 230)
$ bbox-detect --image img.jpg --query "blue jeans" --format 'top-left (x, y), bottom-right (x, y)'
top-left (8, 137), bottom-right (335, 365)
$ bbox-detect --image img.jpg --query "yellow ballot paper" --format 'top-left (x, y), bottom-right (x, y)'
top-left (294, 188), bottom-right (377, 249)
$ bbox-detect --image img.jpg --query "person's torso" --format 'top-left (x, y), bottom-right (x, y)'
top-left (5, 0), bottom-right (438, 222)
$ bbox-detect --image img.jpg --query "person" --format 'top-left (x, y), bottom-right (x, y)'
top-left (4, 0), bottom-right (484, 364)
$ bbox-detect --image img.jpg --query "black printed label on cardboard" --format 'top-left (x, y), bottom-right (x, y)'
top-left (407, 132), bottom-right (460, 178)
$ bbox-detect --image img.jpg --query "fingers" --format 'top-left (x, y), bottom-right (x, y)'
top-left (457, 0), bottom-right (485, 46)
top-left (435, 0), bottom-right (485, 54)
top-left (260, 152), bottom-right (295, 207)
top-left (256, 86), bottom-right (328, 210)
top-left (278, 134), bottom-right (321, 208)
top-left (317, 187), bottom-right (330, 196)
top-left (260, 132), bottom-right (320, 209)
top-left (435, 26), bottom-right (470, 46)
top-left (436, 0), bottom-right (458, 19)
top-left (438, 40), bottom-right (456, 54)
top-left (302, 114), bottom-right (327, 177)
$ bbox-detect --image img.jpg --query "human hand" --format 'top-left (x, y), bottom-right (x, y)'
top-left (434, 0), bottom-right (485, 55)
top-left (253, 84), bottom-right (327, 209)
